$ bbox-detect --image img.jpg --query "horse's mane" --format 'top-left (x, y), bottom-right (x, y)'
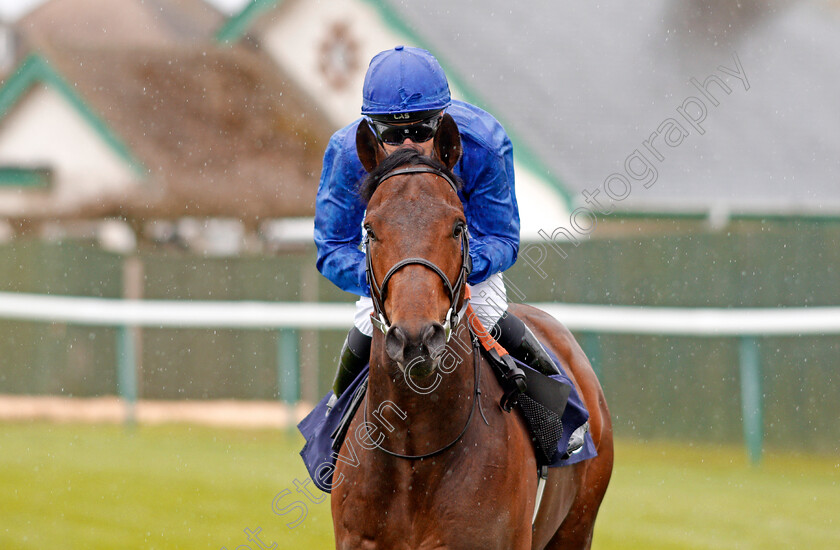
top-left (359, 148), bottom-right (462, 203)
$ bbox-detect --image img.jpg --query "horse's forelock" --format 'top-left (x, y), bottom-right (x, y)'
top-left (359, 149), bottom-right (461, 203)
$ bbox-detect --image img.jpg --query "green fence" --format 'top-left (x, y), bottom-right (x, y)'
top-left (504, 218), bottom-right (840, 455)
top-left (0, 240), bottom-right (348, 402)
top-left (0, 218), bottom-right (838, 454)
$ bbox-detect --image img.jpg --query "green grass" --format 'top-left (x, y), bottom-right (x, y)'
top-left (0, 423), bottom-right (333, 550)
top-left (597, 440), bottom-right (840, 549)
top-left (1, 423), bottom-right (838, 549)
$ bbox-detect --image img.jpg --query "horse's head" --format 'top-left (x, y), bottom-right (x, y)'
top-left (356, 114), bottom-right (466, 380)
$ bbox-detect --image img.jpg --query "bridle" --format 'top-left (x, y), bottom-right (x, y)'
top-left (364, 166), bottom-right (472, 342)
top-left (362, 164), bottom-right (487, 460)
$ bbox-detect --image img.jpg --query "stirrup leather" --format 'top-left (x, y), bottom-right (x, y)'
top-left (464, 302), bottom-right (527, 411)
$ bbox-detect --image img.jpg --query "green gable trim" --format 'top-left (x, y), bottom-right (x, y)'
top-left (0, 167), bottom-right (52, 188)
top-left (363, 0), bottom-right (575, 210)
top-left (0, 55), bottom-right (147, 177)
top-left (216, 0), bottom-right (282, 44)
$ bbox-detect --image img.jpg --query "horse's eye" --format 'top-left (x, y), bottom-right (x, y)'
top-left (452, 222), bottom-right (466, 238)
top-left (364, 225), bottom-right (376, 241)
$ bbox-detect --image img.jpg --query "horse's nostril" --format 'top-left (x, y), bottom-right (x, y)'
top-left (385, 326), bottom-right (407, 364)
top-left (422, 323), bottom-right (446, 358)
top-left (385, 324), bottom-right (445, 365)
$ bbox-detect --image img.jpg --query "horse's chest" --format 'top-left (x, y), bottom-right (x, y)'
top-left (336, 457), bottom-right (525, 549)
top-left (338, 495), bottom-right (517, 550)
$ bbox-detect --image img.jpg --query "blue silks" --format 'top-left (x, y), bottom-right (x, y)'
top-left (314, 99), bottom-right (520, 298)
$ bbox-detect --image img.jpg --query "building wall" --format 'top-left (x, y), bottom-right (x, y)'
top-left (0, 85), bottom-right (139, 217)
top-left (261, 0), bottom-right (404, 128)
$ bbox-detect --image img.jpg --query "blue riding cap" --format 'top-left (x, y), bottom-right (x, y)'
top-left (361, 45), bottom-right (451, 120)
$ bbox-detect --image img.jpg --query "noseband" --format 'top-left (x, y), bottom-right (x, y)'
top-left (364, 166), bottom-right (472, 342)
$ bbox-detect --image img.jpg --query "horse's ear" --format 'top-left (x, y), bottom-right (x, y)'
top-left (433, 113), bottom-right (462, 171)
top-left (356, 119), bottom-right (386, 173)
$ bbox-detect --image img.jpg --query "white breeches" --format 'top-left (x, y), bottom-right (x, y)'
top-left (354, 272), bottom-right (508, 337)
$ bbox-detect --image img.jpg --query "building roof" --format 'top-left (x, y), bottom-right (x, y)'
top-left (17, 0), bottom-right (225, 48)
top-left (49, 44), bottom-right (327, 220)
top-left (0, 0), bottom-right (333, 222)
top-left (369, 0), bottom-right (840, 218)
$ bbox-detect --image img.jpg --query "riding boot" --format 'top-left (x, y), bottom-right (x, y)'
top-left (493, 313), bottom-right (561, 377)
top-left (326, 327), bottom-right (372, 412)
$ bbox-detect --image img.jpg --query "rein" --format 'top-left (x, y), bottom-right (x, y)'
top-left (364, 335), bottom-right (488, 460)
top-left (364, 165), bottom-right (471, 342)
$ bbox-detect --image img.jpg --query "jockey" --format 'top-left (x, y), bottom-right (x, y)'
top-left (315, 45), bottom-right (560, 405)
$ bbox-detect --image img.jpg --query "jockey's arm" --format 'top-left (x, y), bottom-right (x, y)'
top-left (459, 132), bottom-right (520, 285)
top-left (314, 127), bottom-right (371, 297)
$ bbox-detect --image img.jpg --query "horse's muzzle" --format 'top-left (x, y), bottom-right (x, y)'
top-left (385, 322), bottom-right (447, 378)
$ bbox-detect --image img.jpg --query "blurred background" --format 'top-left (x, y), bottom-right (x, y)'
top-left (0, 1), bottom-right (838, 548)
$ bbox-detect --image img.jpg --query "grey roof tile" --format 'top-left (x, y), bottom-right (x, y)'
top-left (381, 0), bottom-right (840, 215)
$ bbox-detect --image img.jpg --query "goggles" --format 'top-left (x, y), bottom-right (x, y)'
top-left (368, 113), bottom-right (443, 146)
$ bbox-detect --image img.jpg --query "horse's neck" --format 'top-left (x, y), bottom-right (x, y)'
top-left (366, 328), bottom-right (475, 454)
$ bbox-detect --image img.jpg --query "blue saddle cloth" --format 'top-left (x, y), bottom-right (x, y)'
top-left (298, 351), bottom-right (597, 494)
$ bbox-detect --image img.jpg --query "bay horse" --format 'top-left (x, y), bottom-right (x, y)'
top-left (330, 115), bottom-right (613, 549)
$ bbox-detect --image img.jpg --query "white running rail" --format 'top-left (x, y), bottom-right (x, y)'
top-left (1, 291), bottom-right (839, 335)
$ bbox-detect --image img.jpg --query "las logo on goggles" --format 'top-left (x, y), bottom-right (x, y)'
top-left (368, 114), bottom-right (442, 145)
